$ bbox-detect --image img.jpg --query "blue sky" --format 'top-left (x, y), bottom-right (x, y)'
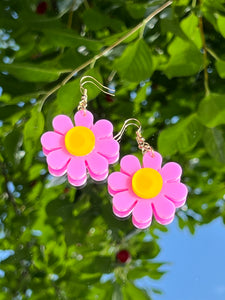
top-left (138, 218), bottom-right (225, 300)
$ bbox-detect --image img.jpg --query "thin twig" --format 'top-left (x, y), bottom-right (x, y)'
top-left (206, 47), bottom-right (220, 61)
top-left (199, 16), bottom-right (210, 96)
top-left (67, 0), bottom-right (77, 29)
top-left (39, 1), bottom-right (173, 111)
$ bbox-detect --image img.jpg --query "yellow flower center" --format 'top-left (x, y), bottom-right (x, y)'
top-left (65, 126), bottom-right (95, 156)
top-left (132, 168), bottom-right (163, 199)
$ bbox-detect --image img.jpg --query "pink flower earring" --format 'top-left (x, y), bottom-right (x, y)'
top-left (108, 119), bottom-right (188, 229)
top-left (41, 76), bottom-right (120, 187)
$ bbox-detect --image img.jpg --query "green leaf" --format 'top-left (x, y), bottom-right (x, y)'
top-left (122, 281), bottom-right (151, 300)
top-left (134, 240), bottom-right (160, 259)
top-left (4, 128), bottom-right (22, 164)
top-left (217, 14), bottom-right (225, 38)
top-left (152, 288), bottom-right (162, 295)
top-left (0, 93), bottom-right (11, 103)
top-left (83, 9), bottom-right (123, 31)
top-left (198, 93), bottom-right (225, 127)
top-left (158, 114), bottom-right (204, 156)
top-left (215, 59), bottom-right (225, 78)
top-left (0, 63), bottom-right (61, 83)
top-left (160, 18), bottom-right (187, 40)
top-left (203, 127), bottom-right (225, 163)
top-left (41, 28), bottom-right (103, 51)
top-left (114, 39), bottom-right (153, 82)
top-left (59, 48), bottom-right (87, 69)
top-left (56, 78), bottom-right (80, 114)
top-left (126, 3), bottom-right (147, 19)
top-left (164, 40), bottom-right (203, 78)
top-left (180, 13), bottom-right (202, 49)
top-left (0, 105), bottom-right (21, 119)
top-left (23, 108), bottom-right (44, 168)
top-left (128, 265), bottom-right (164, 281)
top-left (133, 82), bottom-right (150, 113)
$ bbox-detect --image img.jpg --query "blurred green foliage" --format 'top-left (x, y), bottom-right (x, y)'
top-left (0, 0), bottom-right (225, 299)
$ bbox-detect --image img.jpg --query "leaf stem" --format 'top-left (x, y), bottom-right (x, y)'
top-left (67, 0), bottom-right (77, 29)
top-left (199, 16), bottom-right (210, 96)
top-left (39, 0), bottom-right (173, 111)
top-left (205, 46), bottom-right (220, 61)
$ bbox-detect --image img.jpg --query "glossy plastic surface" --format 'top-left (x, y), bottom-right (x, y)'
top-left (41, 110), bottom-right (120, 187)
top-left (108, 151), bottom-right (188, 229)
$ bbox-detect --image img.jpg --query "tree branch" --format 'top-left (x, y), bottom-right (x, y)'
top-left (199, 16), bottom-right (210, 96)
top-left (39, 0), bottom-right (173, 111)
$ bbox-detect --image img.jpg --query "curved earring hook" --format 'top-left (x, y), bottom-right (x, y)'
top-left (114, 118), bottom-right (142, 142)
top-left (78, 75), bottom-right (115, 111)
top-left (80, 75), bottom-right (115, 96)
top-left (114, 118), bottom-right (154, 156)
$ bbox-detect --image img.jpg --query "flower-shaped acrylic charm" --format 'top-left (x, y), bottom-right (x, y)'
top-left (108, 151), bottom-right (188, 229)
top-left (41, 110), bottom-right (119, 187)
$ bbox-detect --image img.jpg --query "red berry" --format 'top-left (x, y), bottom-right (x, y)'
top-left (63, 187), bottom-right (70, 194)
top-left (36, 2), bottom-right (48, 14)
top-left (30, 180), bottom-right (37, 187)
top-left (116, 249), bottom-right (131, 263)
top-left (105, 94), bottom-right (114, 103)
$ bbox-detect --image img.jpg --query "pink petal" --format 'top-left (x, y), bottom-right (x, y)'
top-left (113, 205), bottom-right (132, 218)
top-left (68, 175), bottom-right (87, 187)
top-left (143, 151), bottom-right (162, 171)
top-left (120, 155), bottom-right (141, 176)
top-left (89, 169), bottom-right (108, 182)
top-left (47, 148), bottom-right (71, 172)
top-left (48, 166), bottom-right (67, 177)
top-left (163, 182), bottom-right (188, 208)
top-left (161, 162), bottom-right (182, 183)
top-left (113, 190), bottom-right (137, 215)
top-left (152, 195), bottom-right (175, 224)
top-left (93, 119), bottom-right (113, 139)
top-left (96, 139), bottom-right (120, 160)
top-left (154, 215), bottom-right (174, 225)
top-left (108, 172), bottom-right (130, 196)
top-left (41, 131), bottom-right (64, 154)
top-left (86, 152), bottom-right (108, 180)
top-left (132, 200), bottom-right (152, 229)
top-left (52, 115), bottom-right (73, 135)
top-left (74, 110), bottom-right (93, 129)
top-left (107, 153), bottom-right (120, 165)
top-left (132, 217), bottom-right (152, 229)
top-left (67, 157), bottom-right (86, 180)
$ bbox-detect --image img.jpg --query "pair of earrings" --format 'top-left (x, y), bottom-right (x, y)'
top-left (41, 76), bottom-right (188, 229)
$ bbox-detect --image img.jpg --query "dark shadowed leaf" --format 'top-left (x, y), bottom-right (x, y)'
top-left (4, 128), bottom-right (23, 164)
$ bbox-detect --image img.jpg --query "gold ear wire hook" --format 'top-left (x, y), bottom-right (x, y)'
top-left (78, 75), bottom-right (115, 111)
top-left (114, 118), bottom-right (141, 142)
top-left (114, 118), bottom-right (154, 156)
